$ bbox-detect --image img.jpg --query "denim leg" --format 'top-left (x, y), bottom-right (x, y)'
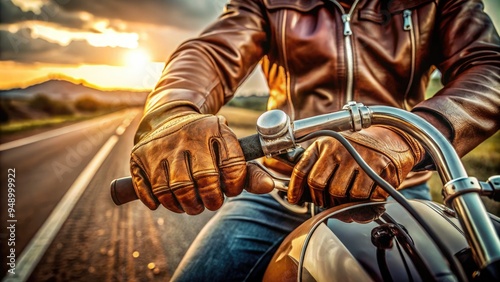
top-left (398, 182), bottom-right (432, 200)
top-left (171, 191), bottom-right (310, 282)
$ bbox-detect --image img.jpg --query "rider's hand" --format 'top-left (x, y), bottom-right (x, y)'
top-left (130, 107), bottom-right (274, 215)
top-left (288, 126), bottom-right (425, 207)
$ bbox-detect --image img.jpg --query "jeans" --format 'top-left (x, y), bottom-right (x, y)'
top-left (171, 184), bottom-right (431, 281)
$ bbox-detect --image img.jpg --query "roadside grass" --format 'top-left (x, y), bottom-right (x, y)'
top-left (0, 110), bottom-right (122, 136)
top-left (1, 115), bottom-right (91, 134)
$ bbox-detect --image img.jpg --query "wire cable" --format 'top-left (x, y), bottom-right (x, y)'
top-left (296, 130), bottom-right (468, 282)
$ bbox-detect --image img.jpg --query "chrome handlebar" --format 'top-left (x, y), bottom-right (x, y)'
top-left (256, 102), bottom-right (500, 271)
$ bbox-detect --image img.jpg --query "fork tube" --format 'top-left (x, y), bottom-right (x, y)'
top-left (369, 105), bottom-right (500, 270)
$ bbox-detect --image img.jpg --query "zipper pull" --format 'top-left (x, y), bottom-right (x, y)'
top-left (342, 14), bottom-right (352, 36)
top-left (403, 9), bottom-right (412, 31)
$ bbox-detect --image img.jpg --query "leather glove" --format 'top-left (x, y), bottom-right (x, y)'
top-left (130, 107), bottom-right (274, 215)
top-left (288, 126), bottom-right (425, 207)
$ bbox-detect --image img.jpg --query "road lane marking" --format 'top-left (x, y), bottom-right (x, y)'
top-left (0, 110), bottom-right (136, 151)
top-left (2, 117), bottom-right (134, 282)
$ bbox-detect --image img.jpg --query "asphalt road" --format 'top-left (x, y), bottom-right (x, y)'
top-left (0, 109), bottom-right (218, 281)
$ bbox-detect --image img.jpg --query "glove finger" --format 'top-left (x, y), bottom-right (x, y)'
top-left (185, 136), bottom-right (225, 210)
top-left (217, 119), bottom-right (247, 197)
top-left (306, 137), bottom-right (342, 206)
top-left (350, 156), bottom-right (395, 201)
top-left (369, 163), bottom-right (394, 200)
top-left (289, 143), bottom-right (321, 204)
top-left (307, 153), bottom-right (338, 207)
top-left (156, 191), bottom-right (184, 213)
top-left (170, 185), bottom-right (205, 215)
top-left (130, 162), bottom-right (159, 210)
top-left (167, 155), bottom-right (205, 215)
top-left (151, 160), bottom-right (184, 213)
top-left (192, 170), bottom-right (224, 211)
top-left (371, 185), bottom-right (390, 200)
top-left (245, 162), bottom-right (274, 194)
top-left (348, 165), bottom-right (377, 200)
top-left (349, 173), bottom-right (375, 200)
top-left (328, 158), bottom-right (357, 200)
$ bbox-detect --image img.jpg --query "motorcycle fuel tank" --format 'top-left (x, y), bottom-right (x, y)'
top-left (263, 200), bottom-right (474, 282)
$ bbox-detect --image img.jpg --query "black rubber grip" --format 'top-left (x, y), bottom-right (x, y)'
top-left (110, 177), bottom-right (139, 205)
top-left (110, 134), bottom-right (263, 206)
top-left (238, 134), bottom-right (265, 161)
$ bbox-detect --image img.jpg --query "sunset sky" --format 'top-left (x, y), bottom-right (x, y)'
top-left (1, 0), bottom-right (499, 93)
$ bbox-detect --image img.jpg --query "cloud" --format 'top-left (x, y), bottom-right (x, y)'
top-left (52, 0), bottom-right (227, 30)
top-left (0, 0), bottom-right (91, 30)
top-left (0, 28), bottom-right (54, 61)
top-left (0, 22), bottom-right (196, 65)
top-left (0, 0), bottom-right (227, 65)
top-left (0, 28), bottom-right (133, 65)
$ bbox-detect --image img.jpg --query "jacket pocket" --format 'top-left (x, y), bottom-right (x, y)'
top-left (387, 0), bottom-right (435, 13)
top-left (358, 0), bottom-right (435, 24)
top-left (358, 10), bottom-right (387, 24)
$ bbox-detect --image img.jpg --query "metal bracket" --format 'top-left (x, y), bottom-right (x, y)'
top-left (443, 177), bottom-right (482, 206)
top-left (343, 101), bottom-right (372, 131)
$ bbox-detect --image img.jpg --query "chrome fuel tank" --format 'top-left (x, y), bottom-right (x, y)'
top-left (263, 200), bottom-right (481, 282)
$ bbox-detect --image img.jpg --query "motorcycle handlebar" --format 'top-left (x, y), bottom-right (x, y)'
top-left (109, 103), bottom-right (500, 279)
top-left (110, 134), bottom-right (264, 205)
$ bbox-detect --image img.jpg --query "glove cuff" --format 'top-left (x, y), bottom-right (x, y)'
top-left (380, 125), bottom-right (426, 165)
top-left (135, 101), bottom-right (200, 143)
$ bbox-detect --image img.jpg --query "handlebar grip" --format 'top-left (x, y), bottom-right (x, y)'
top-left (238, 134), bottom-right (265, 161)
top-left (110, 177), bottom-right (139, 205)
top-left (110, 134), bottom-right (264, 206)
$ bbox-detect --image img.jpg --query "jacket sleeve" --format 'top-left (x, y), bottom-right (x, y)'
top-left (412, 0), bottom-right (500, 158)
top-left (136, 0), bottom-right (268, 141)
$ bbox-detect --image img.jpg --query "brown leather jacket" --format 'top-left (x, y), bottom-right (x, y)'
top-left (139, 0), bottom-right (500, 171)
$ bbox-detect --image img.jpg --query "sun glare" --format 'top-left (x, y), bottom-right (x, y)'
top-left (126, 49), bottom-right (151, 67)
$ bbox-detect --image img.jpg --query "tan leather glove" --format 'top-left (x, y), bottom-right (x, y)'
top-left (130, 108), bottom-right (274, 215)
top-left (288, 126), bottom-right (425, 207)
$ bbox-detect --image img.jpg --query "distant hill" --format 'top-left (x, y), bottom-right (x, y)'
top-left (0, 79), bottom-right (149, 106)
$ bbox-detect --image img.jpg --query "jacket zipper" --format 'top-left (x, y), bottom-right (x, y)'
top-left (403, 9), bottom-right (416, 110)
top-left (331, 0), bottom-right (360, 103)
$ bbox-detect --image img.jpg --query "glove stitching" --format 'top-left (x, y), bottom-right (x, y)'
top-left (152, 185), bottom-right (170, 195)
top-left (192, 170), bottom-right (220, 179)
top-left (183, 150), bottom-right (196, 184)
top-left (132, 114), bottom-right (211, 151)
top-left (376, 126), bottom-right (423, 163)
top-left (161, 159), bottom-right (170, 183)
top-left (219, 160), bottom-right (246, 169)
top-left (169, 182), bottom-right (196, 192)
top-left (214, 119), bottom-right (235, 164)
top-left (209, 136), bottom-right (224, 167)
top-left (346, 133), bottom-right (410, 155)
